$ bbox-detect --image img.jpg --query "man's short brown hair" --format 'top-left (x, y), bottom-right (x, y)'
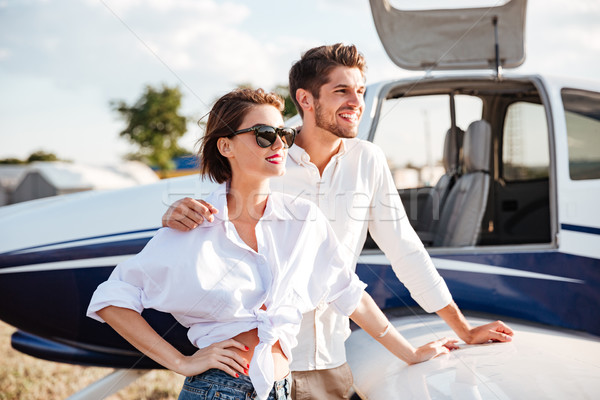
top-left (288, 43), bottom-right (367, 117)
top-left (199, 88), bottom-right (284, 183)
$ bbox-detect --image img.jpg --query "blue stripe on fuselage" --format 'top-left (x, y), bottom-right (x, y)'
top-left (357, 250), bottom-right (600, 336)
top-left (3, 228), bottom-right (159, 255)
top-left (561, 223), bottom-right (600, 236)
top-left (0, 237), bottom-right (153, 269)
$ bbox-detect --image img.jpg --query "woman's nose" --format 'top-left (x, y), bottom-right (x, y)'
top-left (272, 134), bottom-right (285, 150)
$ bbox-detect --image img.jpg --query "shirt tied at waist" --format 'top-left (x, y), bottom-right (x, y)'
top-left (249, 306), bottom-right (302, 400)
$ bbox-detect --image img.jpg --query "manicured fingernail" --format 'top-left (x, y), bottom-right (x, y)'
top-left (245, 346), bottom-right (249, 351)
top-left (246, 364), bottom-right (249, 368)
top-left (235, 373), bottom-right (239, 378)
top-left (244, 368), bottom-right (248, 374)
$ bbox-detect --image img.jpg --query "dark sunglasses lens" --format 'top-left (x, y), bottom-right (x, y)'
top-left (255, 126), bottom-right (277, 148)
top-left (280, 128), bottom-right (296, 148)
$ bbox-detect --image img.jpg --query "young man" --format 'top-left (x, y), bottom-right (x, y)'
top-left (163, 44), bottom-right (513, 399)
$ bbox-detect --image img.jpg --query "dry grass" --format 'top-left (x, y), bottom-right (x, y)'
top-left (0, 321), bottom-right (184, 400)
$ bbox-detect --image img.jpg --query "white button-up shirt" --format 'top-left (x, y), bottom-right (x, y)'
top-left (269, 138), bottom-right (453, 371)
top-left (87, 184), bottom-right (366, 400)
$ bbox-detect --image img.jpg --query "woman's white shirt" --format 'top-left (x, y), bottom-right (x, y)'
top-left (87, 183), bottom-right (366, 400)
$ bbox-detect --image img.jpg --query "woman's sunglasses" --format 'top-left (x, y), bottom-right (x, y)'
top-left (228, 125), bottom-right (297, 149)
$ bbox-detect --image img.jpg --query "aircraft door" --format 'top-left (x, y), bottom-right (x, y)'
top-left (555, 88), bottom-right (600, 259)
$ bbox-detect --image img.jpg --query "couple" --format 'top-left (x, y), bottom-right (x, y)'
top-left (88, 44), bottom-right (513, 400)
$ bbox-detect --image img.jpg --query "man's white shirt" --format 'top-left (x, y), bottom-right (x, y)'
top-left (270, 138), bottom-right (453, 371)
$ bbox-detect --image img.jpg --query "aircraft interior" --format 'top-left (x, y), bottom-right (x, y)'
top-left (364, 77), bottom-right (552, 250)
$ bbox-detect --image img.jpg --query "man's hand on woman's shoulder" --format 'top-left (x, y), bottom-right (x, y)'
top-left (162, 197), bottom-right (218, 231)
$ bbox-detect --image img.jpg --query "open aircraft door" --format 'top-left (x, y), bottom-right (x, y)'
top-left (369, 0), bottom-right (527, 73)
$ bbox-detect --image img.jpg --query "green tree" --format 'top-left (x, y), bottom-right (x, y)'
top-left (27, 150), bottom-right (60, 162)
top-left (112, 84), bottom-right (189, 173)
top-left (0, 158), bottom-right (25, 165)
top-left (0, 151), bottom-right (63, 164)
top-left (272, 84), bottom-right (298, 120)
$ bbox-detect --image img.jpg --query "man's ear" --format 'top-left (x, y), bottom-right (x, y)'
top-left (296, 88), bottom-right (313, 113)
top-left (217, 137), bottom-right (234, 158)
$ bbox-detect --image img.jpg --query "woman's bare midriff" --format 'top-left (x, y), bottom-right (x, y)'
top-left (232, 328), bottom-right (289, 380)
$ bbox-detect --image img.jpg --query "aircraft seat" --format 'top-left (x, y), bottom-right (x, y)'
top-left (417, 126), bottom-right (464, 245)
top-left (433, 120), bottom-right (491, 247)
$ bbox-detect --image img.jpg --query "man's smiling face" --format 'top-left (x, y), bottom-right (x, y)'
top-left (313, 66), bottom-right (365, 139)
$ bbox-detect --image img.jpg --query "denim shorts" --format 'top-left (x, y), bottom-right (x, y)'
top-left (178, 369), bottom-right (291, 400)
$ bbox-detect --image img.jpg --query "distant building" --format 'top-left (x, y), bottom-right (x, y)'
top-left (3, 161), bottom-right (159, 205)
top-left (391, 165), bottom-right (446, 190)
top-left (154, 155), bottom-right (199, 179)
top-left (392, 168), bottom-right (420, 189)
top-left (0, 165), bottom-right (28, 206)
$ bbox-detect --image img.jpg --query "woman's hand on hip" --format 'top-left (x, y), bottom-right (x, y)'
top-left (179, 338), bottom-right (250, 378)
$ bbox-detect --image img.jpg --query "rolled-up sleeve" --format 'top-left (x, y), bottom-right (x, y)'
top-left (326, 270), bottom-right (366, 317)
top-left (368, 146), bottom-right (453, 313)
top-left (86, 231), bottom-right (170, 322)
top-left (86, 258), bottom-right (148, 322)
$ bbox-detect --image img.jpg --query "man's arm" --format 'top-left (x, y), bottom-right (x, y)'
top-left (162, 197), bottom-right (218, 231)
top-left (367, 146), bottom-right (514, 344)
top-left (436, 301), bottom-right (513, 344)
top-left (350, 292), bottom-right (459, 364)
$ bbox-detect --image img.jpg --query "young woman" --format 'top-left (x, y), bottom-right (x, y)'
top-left (87, 88), bottom-right (457, 400)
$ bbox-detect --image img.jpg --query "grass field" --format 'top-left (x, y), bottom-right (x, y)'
top-left (0, 321), bottom-right (184, 400)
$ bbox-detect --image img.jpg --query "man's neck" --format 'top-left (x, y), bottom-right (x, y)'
top-left (295, 125), bottom-right (343, 175)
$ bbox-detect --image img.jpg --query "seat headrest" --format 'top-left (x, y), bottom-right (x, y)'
top-left (443, 127), bottom-right (464, 172)
top-left (463, 120), bottom-right (491, 173)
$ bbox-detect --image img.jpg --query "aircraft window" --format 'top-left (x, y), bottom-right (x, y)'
top-left (561, 89), bottom-right (600, 180)
top-left (502, 102), bottom-right (549, 181)
top-left (369, 93), bottom-right (481, 236)
top-left (372, 94), bottom-right (482, 190)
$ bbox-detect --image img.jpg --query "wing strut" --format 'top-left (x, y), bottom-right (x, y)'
top-left (66, 369), bottom-right (149, 400)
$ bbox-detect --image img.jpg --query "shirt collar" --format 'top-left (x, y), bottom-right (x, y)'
top-left (201, 182), bottom-right (294, 227)
top-left (287, 142), bottom-right (307, 165)
top-left (288, 138), bottom-right (348, 166)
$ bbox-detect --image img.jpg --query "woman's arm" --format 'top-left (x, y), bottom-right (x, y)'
top-left (97, 306), bottom-right (249, 377)
top-left (349, 292), bottom-right (458, 365)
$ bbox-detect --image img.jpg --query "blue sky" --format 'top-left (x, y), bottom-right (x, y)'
top-left (1, 0), bottom-right (599, 165)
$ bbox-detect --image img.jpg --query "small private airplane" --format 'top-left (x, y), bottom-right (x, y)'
top-left (1, 0), bottom-right (599, 398)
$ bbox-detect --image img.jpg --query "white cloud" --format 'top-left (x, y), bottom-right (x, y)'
top-left (93, 0), bottom-right (249, 18)
top-left (1, 0), bottom-right (598, 164)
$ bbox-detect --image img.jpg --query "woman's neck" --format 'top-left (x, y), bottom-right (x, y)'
top-left (227, 176), bottom-right (270, 224)
top-left (226, 177), bottom-right (269, 253)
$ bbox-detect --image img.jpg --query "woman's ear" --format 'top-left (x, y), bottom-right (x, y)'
top-left (296, 88), bottom-right (313, 113)
top-left (217, 137), bottom-right (234, 158)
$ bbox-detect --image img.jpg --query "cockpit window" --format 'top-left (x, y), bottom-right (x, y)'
top-left (502, 101), bottom-right (549, 181)
top-left (561, 89), bottom-right (600, 180)
top-left (372, 94), bottom-right (482, 190)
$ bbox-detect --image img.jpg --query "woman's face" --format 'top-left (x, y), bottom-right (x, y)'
top-left (223, 104), bottom-right (287, 181)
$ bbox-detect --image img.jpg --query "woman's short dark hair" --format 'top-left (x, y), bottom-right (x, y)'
top-left (199, 88), bottom-right (284, 183)
top-left (289, 43), bottom-right (367, 118)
